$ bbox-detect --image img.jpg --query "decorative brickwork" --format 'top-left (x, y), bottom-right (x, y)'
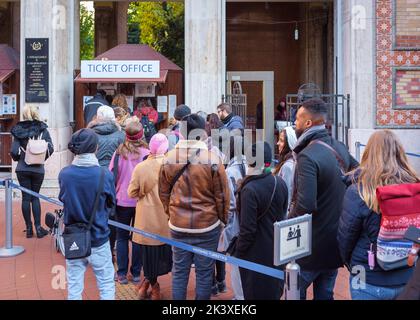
top-left (376, 0), bottom-right (420, 126)
top-left (394, 68), bottom-right (420, 108)
top-left (394, 0), bottom-right (420, 49)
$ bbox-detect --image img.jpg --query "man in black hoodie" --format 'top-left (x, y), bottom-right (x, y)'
top-left (289, 98), bottom-right (358, 300)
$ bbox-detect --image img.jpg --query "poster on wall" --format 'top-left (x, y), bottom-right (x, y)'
top-left (83, 96), bottom-right (93, 110)
top-left (2, 94), bottom-right (17, 115)
top-left (97, 83), bottom-right (117, 96)
top-left (168, 95), bottom-right (177, 119)
top-left (25, 38), bottom-right (49, 103)
top-left (126, 96), bottom-right (134, 113)
top-left (135, 83), bottom-right (155, 97)
top-left (157, 96), bottom-right (168, 113)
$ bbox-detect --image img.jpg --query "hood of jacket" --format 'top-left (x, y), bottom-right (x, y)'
top-left (11, 120), bottom-right (48, 139)
top-left (88, 120), bottom-right (120, 135)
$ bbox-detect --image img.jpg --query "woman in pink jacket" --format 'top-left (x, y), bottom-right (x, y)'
top-left (109, 117), bottom-right (150, 285)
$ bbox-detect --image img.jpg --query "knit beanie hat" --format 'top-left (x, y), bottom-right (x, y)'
top-left (68, 128), bottom-right (98, 155)
top-left (174, 104), bottom-right (191, 121)
top-left (149, 133), bottom-right (169, 155)
top-left (96, 105), bottom-right (115, 121)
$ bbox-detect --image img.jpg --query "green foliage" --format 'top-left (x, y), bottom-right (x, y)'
top-left (128, 2), bottom-right (184, 69)
top-left (80, 3), bottom-right (94, 60)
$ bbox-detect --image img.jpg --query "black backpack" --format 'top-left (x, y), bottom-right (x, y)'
top-left (141, 115), bottom-right (157, 143)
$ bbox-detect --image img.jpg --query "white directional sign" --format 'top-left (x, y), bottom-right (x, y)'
top-left (81, 60), bottom-right (160, 79)
top-left (274, 214), bottom-right (312, 266)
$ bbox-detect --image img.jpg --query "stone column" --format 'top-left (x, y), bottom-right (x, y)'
top-left (116, 2), bottom-right (129, 45)
top-left (184, 0), bottom-right (226, 114)
top-left (94, 2), bottom-right (114, 56)
top-left (342, 0), bottom-right (376, 156)
top-left (12, 1), bottom-right (21, 52)
top-left (19, 0), bottom-right (75, 194)
top-left (0, 2), bottom-right (12, 47)
top-left (307, 3), bottom-right (329, 92)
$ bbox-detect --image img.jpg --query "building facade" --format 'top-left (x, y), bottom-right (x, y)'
top-left (0, 0), bottom-right (419, 193)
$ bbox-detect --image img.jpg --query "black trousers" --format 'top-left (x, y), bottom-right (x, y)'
top-left (16, 171), bottom-right (45, 228)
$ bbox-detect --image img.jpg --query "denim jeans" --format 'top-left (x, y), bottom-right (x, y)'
top-left (115, 206), bottom-right (142, 278)
top-left (66, 241), bottom-right (115, 300)
top-left (300, 269), bottom-right (338, 300)
top-left (349, 277), bottom-right (405, 300)
top-left (171, 226), bottom-right (221, 300)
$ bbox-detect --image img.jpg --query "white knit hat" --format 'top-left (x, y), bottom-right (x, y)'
top-left (96, 105), bottom-right (115, 121)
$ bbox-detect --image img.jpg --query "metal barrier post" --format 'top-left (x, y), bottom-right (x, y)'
top-left (355, 141), bottom-right (361, 162)
top-left (284, 260), bottom-right (300, 300)
top-left (0, 179), bottom-right (25, 257)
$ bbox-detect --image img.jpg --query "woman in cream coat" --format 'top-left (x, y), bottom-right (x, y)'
top-left (128, 133), bottom-right (172, 300)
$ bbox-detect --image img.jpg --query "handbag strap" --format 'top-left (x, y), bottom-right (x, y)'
top-left (257, 175), bottom-right (278, 222)
top-left (88, 168), bottom-right (105, 230)
top-left (309, 139), bottom-right (346, 174)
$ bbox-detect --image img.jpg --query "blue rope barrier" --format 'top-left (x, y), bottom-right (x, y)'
top-left (358, 143), bottom-right (420, 159)
top-left (4, 180), bottom-right (284, 280)
top-left (10, 182), bottom-right (63, 207)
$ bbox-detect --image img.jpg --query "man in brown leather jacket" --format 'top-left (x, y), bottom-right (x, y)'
top-left (159, 113), bottom-right (230, 300)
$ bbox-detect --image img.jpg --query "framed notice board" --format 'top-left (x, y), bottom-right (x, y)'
top-left (25, 38), bottom-right (49, 103)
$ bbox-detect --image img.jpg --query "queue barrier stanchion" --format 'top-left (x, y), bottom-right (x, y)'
top-left (284, 260), bottom-right (300, 300)
top-left (0, 179), bottom-right (25, 258)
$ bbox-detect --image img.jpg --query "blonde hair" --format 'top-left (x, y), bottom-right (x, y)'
top-left (351, 130), bottom-right (419, 213)
top-left (112, 94), bottom-right (129, 112)
top-left (22, 105), bottom-right (41, 121)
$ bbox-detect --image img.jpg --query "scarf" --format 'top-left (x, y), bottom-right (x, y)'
top-left (72, 153), bottom-right (100, 167)
top-left (293, 124), bottom-right (326, 153)
top-left (221, 113), bottom-right (233, 125)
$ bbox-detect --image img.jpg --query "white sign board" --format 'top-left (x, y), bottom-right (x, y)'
top-left (157, 96), bottom-right (168, 113)
top-left (81, 60), bottom-right (160, 79)
top-left (274, 214), bottom-right (312, 266)
top-left (2, 94), bottom-right (17, 115)
top-left (168, 95), bottom-right (177, 119)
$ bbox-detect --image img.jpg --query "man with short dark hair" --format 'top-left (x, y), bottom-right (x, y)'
top-left (159, 114), bottom-right (230, 300)
top-left (289, 98), bottom-right (358, 300)
top-left (217, 103), bottom-right (244, 132)
top-left (84, 89), bottom-right (109, 125)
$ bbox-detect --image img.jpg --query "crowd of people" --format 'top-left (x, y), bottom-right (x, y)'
top-left (10, 93), bottom-right (420, 301)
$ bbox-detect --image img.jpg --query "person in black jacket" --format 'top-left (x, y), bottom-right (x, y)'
top-left (83, 90), bottom-right (108, 125)
top-left (235, 142), bottom-right (288, 300)
top-left (338, 130), bottom-right (419, 300)
top-left (10, 105), bottom-right (54, 238)
top-left (289, 98), bottom-right (358, 300)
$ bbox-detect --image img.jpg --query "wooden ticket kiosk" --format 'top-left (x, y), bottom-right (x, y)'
top-left (74, 44), bottom-right (183, 131)
top-left (0, 44), bottom-right (20, 169)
